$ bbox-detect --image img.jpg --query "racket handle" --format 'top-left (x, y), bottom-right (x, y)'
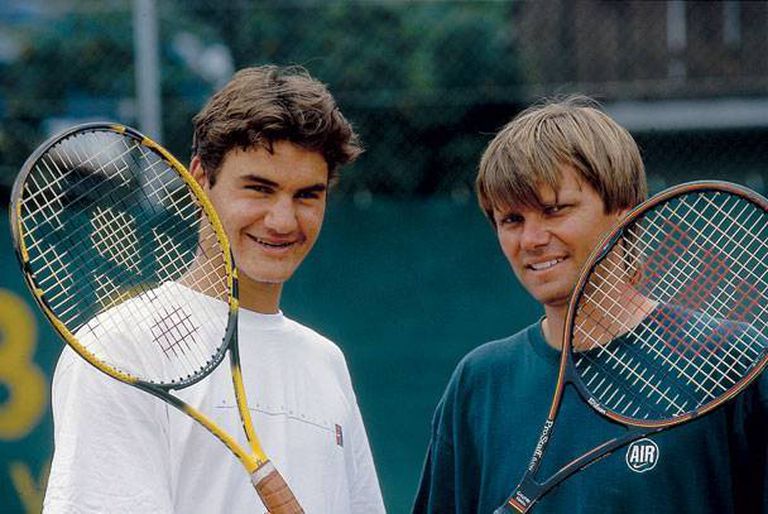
top-left (251, 461), bottom-right (304, 514)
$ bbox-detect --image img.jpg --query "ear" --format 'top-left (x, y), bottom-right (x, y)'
top-left (616, 206), bottom-right (632, 220)
top-left (189, 155), bottom-right (209, 190)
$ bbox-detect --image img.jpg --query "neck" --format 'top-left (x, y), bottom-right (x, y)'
top-left (238, 274), bottom-right (283, 314)
top-left (542, 304), bottom-right (567, 350)
top-left (542, 291), bottom-right (659, 351)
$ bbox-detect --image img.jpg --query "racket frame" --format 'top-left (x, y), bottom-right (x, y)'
top-left (499, 180), bottom-right (768, 513)
top-left (9, 123), bottom-right (297, 507)
top-left (11, 123), bottom-right (236, 390)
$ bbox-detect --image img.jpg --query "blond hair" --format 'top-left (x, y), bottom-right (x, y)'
top-left (476, 96), bottom-right (646, 223)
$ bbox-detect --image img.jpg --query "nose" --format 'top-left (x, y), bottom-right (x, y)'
top-left (520, 217), bottom-right (550, 250)
top-left (264, 196), bottom-right (298, 234)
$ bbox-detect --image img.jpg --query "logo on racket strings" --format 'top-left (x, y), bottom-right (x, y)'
top-left (625, 438), bottom-right (659, 473)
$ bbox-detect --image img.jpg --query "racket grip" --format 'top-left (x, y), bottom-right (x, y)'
top-left (251, 460), bottom-right (304, 514)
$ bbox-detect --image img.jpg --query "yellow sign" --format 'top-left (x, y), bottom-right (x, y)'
top-left (0, 289), bottom-right (47, 439)
top-left (10, 460), bottom-right (50, 513)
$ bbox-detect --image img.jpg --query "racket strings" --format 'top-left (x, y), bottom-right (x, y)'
top-left (41, 227), bottom-right (205, 328)
top-left (638, 198), bottom-right (768, 362)
top-left (25, 139), bottom-right (182, 246)
top-left (624, 192), bottom-right (767, 342)
top-left (148, 303), bottom-right (203, 360)
top-left (670, 198), bottom-right (766, 298)
top-left (592, 236), bottom-right (762, 380)
top-left (636, 199), bottom-right (764, 384)
top-left (24, 142), bottom-right (190, 260)
top-left (26, 149), bottom-right (205, 313)
top-left (652, 194), bottom-right (768, 304)
top-left (19, 129), bottom-right (231, 385)
top-left (23, 161), bottom-right (164, 280)
top-left (596, 228), bottom-right (756, 404)
top-left (574, 287), bottom-right (700, 415)
top-left (22, 133), bottom-right (141, 236)
top-left (26, 136), bottom-right (207, 292)
top-left (646, 305), bottom-right (753, 392)
top-left (572, 190), bottom-right (768, 422)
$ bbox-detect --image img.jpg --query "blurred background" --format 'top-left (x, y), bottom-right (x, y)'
top-left (1, 1), bottom-right (767, 512)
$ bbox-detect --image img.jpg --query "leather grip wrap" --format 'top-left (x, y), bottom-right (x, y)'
top-left (252, 461), bottom-right (304, 514)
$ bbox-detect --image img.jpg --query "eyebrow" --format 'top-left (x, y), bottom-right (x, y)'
top-left (300, 183), bottom-right (329, 195)
top-left (241, 174), bottom-right (328, 194)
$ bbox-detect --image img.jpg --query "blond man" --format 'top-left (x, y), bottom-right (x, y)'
top-left (413, 96), bottom-right (766, 513)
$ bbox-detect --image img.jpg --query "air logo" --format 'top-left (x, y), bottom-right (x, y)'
top-left (625, 438), bottom-right (659, 473)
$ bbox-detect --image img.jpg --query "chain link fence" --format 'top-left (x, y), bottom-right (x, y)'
top-left (2, 3), bottom-right (768, 512)
top-left (2, 0), bottom-right (766, 205)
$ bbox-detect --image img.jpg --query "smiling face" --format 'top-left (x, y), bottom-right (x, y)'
top-left (191, 141), bottom-right (328, 310)
top-left (493, 165), bottom-right (627, 313)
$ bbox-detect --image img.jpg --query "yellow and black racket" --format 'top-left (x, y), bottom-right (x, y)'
top-left (10, 123), bottom-right (303, 513)
top-left (495, 181), bottom-right (768, 512)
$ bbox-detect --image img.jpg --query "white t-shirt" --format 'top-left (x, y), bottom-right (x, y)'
top-left (43, 295), bottom-right (385, 514)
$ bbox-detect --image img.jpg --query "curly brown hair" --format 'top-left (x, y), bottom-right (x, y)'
top-left (192, 65), bottom-right (362, 185)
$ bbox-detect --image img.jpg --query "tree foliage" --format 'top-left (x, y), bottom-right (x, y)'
top-left (0, 1), bottom-right (524, 198)
top-left (184, 1), bottom-right (524, 195)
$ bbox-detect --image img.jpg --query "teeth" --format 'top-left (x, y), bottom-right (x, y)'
top-left (256, 238), bottom-right (292, 248)
top-left (530, 258), bottom-right (563, 271)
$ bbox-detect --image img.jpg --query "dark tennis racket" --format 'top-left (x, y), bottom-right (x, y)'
top-left (495, 181), bottom-right (768, 512)
top-left (10, 123), bottom-right (303, 513)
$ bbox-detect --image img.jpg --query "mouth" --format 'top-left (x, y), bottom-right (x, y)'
top-left (527, 257), bottom-right (566, 271)
top-left (247, 234), bottom-right (299, 250)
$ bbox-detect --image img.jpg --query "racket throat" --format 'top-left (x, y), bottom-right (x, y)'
top-left (495, 417), bottom-right (557, 513)
top-left (527, 419), bottom-right (554, 473)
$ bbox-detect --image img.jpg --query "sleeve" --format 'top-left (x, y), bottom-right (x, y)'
top-left (333, 348), bottom-right (386, 514)
top-left (730, 369), bottom-right (768, 513)
top-left (411, 397), bottom-right (456, 514)
top-left (43, 347), bottom-right (174, 514)
top-left (345, 395), bottom-right (386, 514)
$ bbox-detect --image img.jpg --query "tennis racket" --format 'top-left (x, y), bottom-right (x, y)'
top-left (495, 180), bottom-right (768, 512)
top-left (10, 123), bottom-right (303, 513)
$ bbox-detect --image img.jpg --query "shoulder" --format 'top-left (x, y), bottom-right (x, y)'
top-left (50, 345), bottom-right (162, 415)
top-left (52, 345), bottom-right (102, 391)
top-left (282, 316), bottom-right (346, 360)
top-left (276, 316), bottom-right (352, 383)
top-left (277, 317), bottom-right (363, 406)
top-left (427, 325), bottom-right (540, 441)
top-left (437, 323), bottom-right (539, 407)
top-left (453, 324), bottom-right (538, 379)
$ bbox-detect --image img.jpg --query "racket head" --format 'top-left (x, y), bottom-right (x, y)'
top-left (10, 122), bottom-right (238, 390)
top-left (564, 180), bottom-right (768, 428)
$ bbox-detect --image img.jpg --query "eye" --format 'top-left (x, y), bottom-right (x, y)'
top-left (295, 186), bottom-right (327, 201)
top-left (296, 190), bottom-right (321, 200)
top-left (245, 184), bottom-right (273, 194)
top-left (499, 213), bottom-right (523, 226)
top-left (543, 204), bottom-right (567, 216)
